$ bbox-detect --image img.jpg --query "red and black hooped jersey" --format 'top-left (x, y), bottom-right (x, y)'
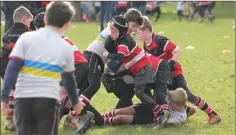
top-left (117, 35), bottom-right (150, 75)
top-left (143, 33), bottom-right (183, 76)
top-left (64, 37), bottom-right (87, 65)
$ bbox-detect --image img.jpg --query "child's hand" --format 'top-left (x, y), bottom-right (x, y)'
top-left (103, 50), bottom-right (109, 58)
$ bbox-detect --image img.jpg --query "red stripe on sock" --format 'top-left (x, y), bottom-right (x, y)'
top-left (109, 112), bottom-right (113, 117)
top-left (61, 95), bottom-right (67, 104)
top-left (161, 104), bottom-right (169, 110)
top-left (198, 99), bottom-right (205, 108)
top-left (9, 96), bottom-right (15, 101)
top-left (154, 107), bottom-right (162, 116)
top-left (194, 96), bottom-right (200, 105)
top-left (6, 117), bottom-right (13, 120)
top-left (65, 100), bottom-right (71, 109)
top-left (152, 104), bottom-right (160, 111)
top-left (205, 107), bottom-right (213, 115)
top-left (79, 95), bottom-right (90, 104)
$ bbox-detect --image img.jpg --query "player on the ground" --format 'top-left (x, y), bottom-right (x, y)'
top-left (0, 6), bottom-right (33, 131)
top-left (103, 15), bottom-right (170, 124)
top-left (33, 12), bottom-right (104, 132)
top-left (136, 16), bottom-right (221, 124)
top-left (102, 88), bottom-right (188, 128)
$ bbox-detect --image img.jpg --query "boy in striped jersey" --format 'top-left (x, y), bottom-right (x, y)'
top-left (136, 16), bottom-right (221, 124)
top-left (103, 16), bottom-right (170, 123)
top-left (78, 8), bottom-right (144, 115)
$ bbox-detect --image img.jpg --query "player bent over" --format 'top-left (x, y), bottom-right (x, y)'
top-left (102, 59), bottom-right (135, 109)
top-left (103, 16), bottom-right (170, 123)
top-left (136, 16), bottom-right (221, 124)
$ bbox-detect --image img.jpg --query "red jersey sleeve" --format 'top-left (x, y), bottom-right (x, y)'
top-left (155, 35), bottom-right (178, 53)
top-left (117, 45), bottom-right (129, 55)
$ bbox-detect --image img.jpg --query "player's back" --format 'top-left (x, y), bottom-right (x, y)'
top-left (13, 28), bottom-right (73, 101)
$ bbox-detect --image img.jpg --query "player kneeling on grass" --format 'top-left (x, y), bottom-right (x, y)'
top-left (102, 88), bottom-right (188, 128)
top-left (103, 15), bottom-right (170, 124)
top-left (136, 16), bottom-right (221, 124)
top-left (0, 6), bottom-right (33, 131)
top-left (33, 12), bottom-right (104, 133)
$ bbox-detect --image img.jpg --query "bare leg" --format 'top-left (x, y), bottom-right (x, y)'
top-left (112, 115), bottom-right (134, 125)
top-left (114, 106), bottom-right (136, 116)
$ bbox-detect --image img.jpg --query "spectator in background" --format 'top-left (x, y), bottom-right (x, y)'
top-left (116, 1), bottom-right (128, 15)
top-left (187, 2), bottom-right (196, 18)
top-left (153, 1), bottom-right (161, 22)
top-left (93, 2), bottom-right (100, 22)
top-left (189, 1), bottom-right (209, 23)
top-left (100, 1), bottom-right (113, 32)
top-left (80, 2), bottom-right (89, 22)
top-left (41, 1), bottom-right (51, 10)
top-left (206, 1), bottom-right (215, 22)
top-left (145, 1), bottom-right (154, 18)
top-left (177, 1), bottom-right (188, 21)
top-left (132, 1), bottom-right (146, 15)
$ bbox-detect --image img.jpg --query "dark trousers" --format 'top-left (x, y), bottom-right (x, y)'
top-left (15, 98), bottom-right (59, 135)
top-left (82, 51), bottom-right (104, 100)
top-left (152, 60), bottom-right (172, 105)
top-left (168, 74), bottom-right (196, 103)
top-left (60, 60), bottom-right (104, 125)
top-left (100, 2), bottom-right (113, 31)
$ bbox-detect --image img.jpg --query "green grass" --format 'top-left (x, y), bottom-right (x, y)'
top-left (1, 2), bottom-right (235, 135)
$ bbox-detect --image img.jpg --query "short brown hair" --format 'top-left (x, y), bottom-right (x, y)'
top-left (139, 16), bottom-right (152, 32)
top-left (13, 6), bottom-right (33, 23)
top-left (123, 8), bottom-right (143, 25)
top-left (168, 88), bottom-right (188, 106)
top-left (46, 2), bottom-right (75, 28)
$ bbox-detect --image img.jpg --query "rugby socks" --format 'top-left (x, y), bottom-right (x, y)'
top-left (194, 96), bottom-right (217, 116)
top-left (160, 104), bottom-right (169, 111)
top-left (152, 104), bottom-right (162, 116)
top-left (6, 96), bottom-right (15, 123)
top-left (79, 94), bottom-right (90, 107)
top-left (103, 116), bottom-right (114, 125)
top-left (103, 110), bottom-right (116, 118)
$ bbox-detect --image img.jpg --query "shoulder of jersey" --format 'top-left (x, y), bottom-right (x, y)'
top-left (63, 37), bottom-right (74, 45)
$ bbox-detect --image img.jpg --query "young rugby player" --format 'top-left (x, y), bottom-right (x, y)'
top-left (102, 88), bottom-right (188, 127)
top-left (136, 16), bottom-right (221, 124)
top-left (1, 2), bottom-right (84, 135)
top-left (103, 15), bottom-right (170, 123)
top-left (78, 8), bottom-right (144, 114)
top-left (33, 12), bottom-right (104, 133)
top-left (0, 6), bottom-right (33, 131)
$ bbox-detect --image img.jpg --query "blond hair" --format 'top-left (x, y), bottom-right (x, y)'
top-left (13, 6), bottom-right (33, 23)
top-left (168, 88), bottom-right (188, 106)
top-left (138, 16), bottom-right (152, 32)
